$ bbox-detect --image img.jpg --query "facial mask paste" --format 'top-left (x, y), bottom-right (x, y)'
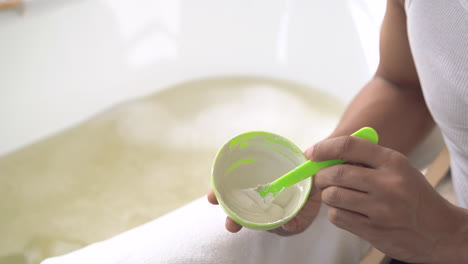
top-left (226, 185), bottom-right (301, 223)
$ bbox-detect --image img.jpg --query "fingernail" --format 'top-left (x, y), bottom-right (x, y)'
top-left (305, 146), bottom-right (315, 159)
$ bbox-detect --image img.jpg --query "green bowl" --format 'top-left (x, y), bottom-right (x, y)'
top-left (211, 131), bottom-right (312, 230)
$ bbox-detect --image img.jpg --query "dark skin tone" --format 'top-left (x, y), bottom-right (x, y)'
top-left (209, 1), bottom-right (468, 262)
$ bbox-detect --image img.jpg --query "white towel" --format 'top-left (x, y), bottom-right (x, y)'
top-left (42, 197), bottom-right (369, 264)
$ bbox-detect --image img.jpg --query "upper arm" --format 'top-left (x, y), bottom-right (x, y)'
top-left (376, 0), bottom-right (421, 91)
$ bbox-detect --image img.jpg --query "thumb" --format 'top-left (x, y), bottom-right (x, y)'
top-left (305, 145), bottom-right (315, 160)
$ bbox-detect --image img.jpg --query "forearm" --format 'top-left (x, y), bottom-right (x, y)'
top-left (329, 76), bottom-right (434, 155)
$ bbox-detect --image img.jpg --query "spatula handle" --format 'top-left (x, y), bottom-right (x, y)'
top-left (258, 127), bottom-right (379, 197)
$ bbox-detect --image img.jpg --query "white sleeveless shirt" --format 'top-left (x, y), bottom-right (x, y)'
top-left (405, 0), bottom-right (468, 208)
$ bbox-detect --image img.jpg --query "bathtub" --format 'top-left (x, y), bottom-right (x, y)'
top-left (5, 1), bottom-right (444, 263)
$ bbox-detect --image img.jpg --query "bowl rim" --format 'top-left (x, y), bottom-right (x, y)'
top-left (211, 130), bottom-right (312, 230)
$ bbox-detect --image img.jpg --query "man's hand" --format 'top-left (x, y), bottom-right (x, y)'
top-left (312, 136), bottom-right (467, 263)
top-left (207, 147), bottom-right (322, 236)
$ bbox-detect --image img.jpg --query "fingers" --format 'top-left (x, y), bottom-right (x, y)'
top-left (207, 190), bottom-right (242, 233)
top-left (268, 226), bottom-right (296, 236)
top-left (225, 217), bottom-right (242, 233)
top-left (315, 164), bottom-right (374, 193)
top-left (281, 217), bottom-right (298, 232)
top-left (270, 187), bottom-right (322, 236)
top-left (207, 189), bottom-right (218, 205)
top-left (207, 190), bottom-right (241, 232)
top-left (311, 136), bottom-right (390, 168)
top-left (327, 206), bottom-right (370, 238)
top-left (322, 186), bottom-right (372, 216)
top-left (305, 145), bottom-right (315, 160)
top-left (284, 189), bottom-right (321, 232)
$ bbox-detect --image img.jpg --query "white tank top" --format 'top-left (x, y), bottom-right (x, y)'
top-left (405, 0), bottom-right (468, 208)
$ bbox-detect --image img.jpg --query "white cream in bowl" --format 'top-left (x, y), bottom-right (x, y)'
top-left (212, 132), bottom-right (311, 228)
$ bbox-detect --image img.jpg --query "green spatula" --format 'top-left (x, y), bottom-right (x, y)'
top-left (256, 127), bottom-right (379, 200)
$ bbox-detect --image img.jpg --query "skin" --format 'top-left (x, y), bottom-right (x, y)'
top-left (208, 0), bottom-right (468, 262)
